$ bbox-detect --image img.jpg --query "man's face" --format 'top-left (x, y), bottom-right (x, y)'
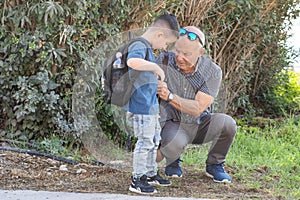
top-left (174, 35), bottom-right (202, 73)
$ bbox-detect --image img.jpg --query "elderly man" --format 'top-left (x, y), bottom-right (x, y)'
top-left (156, 26), bottom-right (237, 183)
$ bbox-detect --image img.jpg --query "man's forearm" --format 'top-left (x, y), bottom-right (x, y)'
top-left (168, 92), bottom-right (213, 117)
top-left (168, 95), bottom-right (202, 117)
top-left (158, 81), bottom-right (214, 116)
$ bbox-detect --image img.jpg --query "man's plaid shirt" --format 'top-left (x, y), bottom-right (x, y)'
top-left (156, 51), bottom-right (222, 124)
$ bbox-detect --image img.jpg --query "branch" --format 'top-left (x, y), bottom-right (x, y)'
top-left (216, 17), bottom-right (244, 61)
top-left (0, 146), bottom-right (80, 165)
top-left (1, 0), bottom-right (6, 27)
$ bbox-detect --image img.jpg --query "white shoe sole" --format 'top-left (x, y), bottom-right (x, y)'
top-left (165, 174), bottom-right (182, 178)
top-left (205, 172), bottom-right (231, 183)
top-left (129, 186), bottom-right (157, 194)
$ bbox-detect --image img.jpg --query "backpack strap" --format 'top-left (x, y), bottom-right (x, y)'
top-left (127, 37), bottom-right (150, 60)
top-left (162, 51), bottom-right (169, 74)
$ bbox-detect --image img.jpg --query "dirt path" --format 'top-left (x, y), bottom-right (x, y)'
top-left (0, 150), bottom-right (278, 199)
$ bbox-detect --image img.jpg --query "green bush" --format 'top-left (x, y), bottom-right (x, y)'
top-left (0, 0), bottom-right (132, 142)
top-left (0, 22), bottom-right (73, 140)
top-left (202, 0), bottom-right (300, 116)
top-left (0, 0), bottom-right (299, 149)
top-left (38, 134), bottom-right (67, 155)
top-left (262, 70), bottom-right (300, 116)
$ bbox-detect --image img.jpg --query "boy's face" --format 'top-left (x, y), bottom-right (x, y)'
top-left (152, 32), bottom-right (177, 50)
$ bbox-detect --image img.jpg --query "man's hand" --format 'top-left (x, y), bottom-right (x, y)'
top-left (157, 81), bottom-right (170, 101)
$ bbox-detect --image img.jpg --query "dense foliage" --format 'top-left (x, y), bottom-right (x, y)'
top-left (0, 0), bottom-right (299, 144)
top-left (0, 0), bottom-right (132, 142)
top-left (201, 0), bottom-right (300, 116)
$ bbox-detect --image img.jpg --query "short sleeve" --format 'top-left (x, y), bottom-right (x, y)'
top-left (207, 67), bottom-right (222, 98)
top-left (127, 41), bottom-right (147, 60)
top-left (199, 59), bottom-right (222, 98)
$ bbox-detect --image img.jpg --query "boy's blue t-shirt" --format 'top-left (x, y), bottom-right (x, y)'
top-left (126, 37), bottom-right (159, 115)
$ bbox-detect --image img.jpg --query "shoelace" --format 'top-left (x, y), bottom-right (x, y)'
top-left (212, 164), bottom-right (225, 173)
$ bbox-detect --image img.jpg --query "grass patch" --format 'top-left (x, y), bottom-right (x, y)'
top-left (181, 116), bottom-right (300, 199)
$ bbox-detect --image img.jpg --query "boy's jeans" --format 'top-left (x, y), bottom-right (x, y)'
top-left (126, 113), bottom-right (161, 178)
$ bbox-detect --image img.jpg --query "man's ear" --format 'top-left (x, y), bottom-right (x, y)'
top-left (199, 46), bottom-right (205, 56)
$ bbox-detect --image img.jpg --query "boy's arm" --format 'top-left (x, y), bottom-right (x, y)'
top-left (127, 58), bottom-right (165, 81)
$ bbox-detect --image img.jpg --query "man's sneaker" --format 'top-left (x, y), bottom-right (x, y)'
top-left (165, 158), bottom-right (183, 178)
top-left (147, 172), bottom-right (172, 186)
top-left (205, 163), bottom-right (231, 183)
top-left (129, 175), bottom-right (157, 194)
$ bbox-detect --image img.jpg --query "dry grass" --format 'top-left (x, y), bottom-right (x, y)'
top-left (0, 150), bottom-right (278, 199)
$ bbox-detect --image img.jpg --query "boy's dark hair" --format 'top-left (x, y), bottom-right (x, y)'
top-left (152, 13), bottom-right (180, 37)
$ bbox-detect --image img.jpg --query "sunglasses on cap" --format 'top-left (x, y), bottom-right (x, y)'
top-left (180, 28), bottom-right (204, 46)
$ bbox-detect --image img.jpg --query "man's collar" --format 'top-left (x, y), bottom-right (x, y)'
top-left (183, 57), bottom-right (201, 76)
top-left (193, 57), bottom-right (201, 73)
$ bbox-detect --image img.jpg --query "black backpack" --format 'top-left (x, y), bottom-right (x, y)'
top-left (102, 37), bottom-right (149, 106)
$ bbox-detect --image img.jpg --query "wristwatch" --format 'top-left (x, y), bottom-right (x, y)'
top-left (167, 92), bottom-right (174, 102)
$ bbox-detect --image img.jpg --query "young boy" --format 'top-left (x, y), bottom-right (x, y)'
top-left (126, 14), bottom-right (179, 194)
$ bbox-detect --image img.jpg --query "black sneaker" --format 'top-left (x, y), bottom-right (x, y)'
top-left (147, 172), bottom-right (172, 186)
top-left (129, 175), bottom-right (157, 194)
top-left (165, 158), bottom-right (183, 178)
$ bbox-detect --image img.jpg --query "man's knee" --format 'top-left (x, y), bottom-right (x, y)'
top-left (223, 115), bottom-right (237, 138)
top-left (160, 133), bottom-right (188, 161)
top-left (210, 113), bottom-right (237, 138)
